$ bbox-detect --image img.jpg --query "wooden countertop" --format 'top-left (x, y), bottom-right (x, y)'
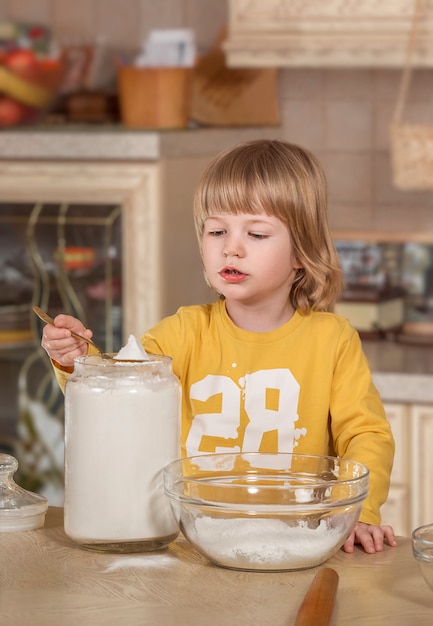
top-left (1, 507), bottom-right (432, 625)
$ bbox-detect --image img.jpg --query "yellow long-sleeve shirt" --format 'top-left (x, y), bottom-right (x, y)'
top-left (142, 301), bottom-right (394, 526)
top-left (54, 300), bottom-right (394, 525)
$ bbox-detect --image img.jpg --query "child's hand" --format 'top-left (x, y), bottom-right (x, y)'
top-left (41, 314), bottom-right (92, 367)
top-left (343, 521), bottom-right (398, 554)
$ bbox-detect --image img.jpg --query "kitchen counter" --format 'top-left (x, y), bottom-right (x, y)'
top-left (0, 125), bottom-right (283, 161)
top-left (1, 507), bottom-right (432, 626)
top-left (362, 340), bottom-right (433, 404)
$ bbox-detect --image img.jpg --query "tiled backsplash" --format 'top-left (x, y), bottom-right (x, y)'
top-left (0, 0), bottom-right (227, 54)
top-left (1, 0), bottom-right (433, 236)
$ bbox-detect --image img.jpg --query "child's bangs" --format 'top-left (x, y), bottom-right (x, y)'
top-left (221, 171), bottom-right (267, 213)
top-left (197, 173), bottom-right (280, 223)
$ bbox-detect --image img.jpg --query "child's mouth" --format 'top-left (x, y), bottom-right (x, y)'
top-left (220, 267), bottom-right (247, 282)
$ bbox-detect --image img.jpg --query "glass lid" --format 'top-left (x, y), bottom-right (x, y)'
top-left (0, 453), bottom-right (48, 532)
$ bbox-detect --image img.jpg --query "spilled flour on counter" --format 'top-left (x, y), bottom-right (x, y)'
top-left (193, 517), bottom-right (344, 569)
top-left (104, 553), bottom-right (180, 572)
top-left (114, 335), bottom-right (149, 360)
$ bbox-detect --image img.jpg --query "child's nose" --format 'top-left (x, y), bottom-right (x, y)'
top-left (224, 248), bottom-right (238, 258)
top-left (223, 236), bottom-right (242, 257)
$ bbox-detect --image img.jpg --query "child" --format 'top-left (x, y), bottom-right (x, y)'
top-left (41, 139), bottom-right (397, 555)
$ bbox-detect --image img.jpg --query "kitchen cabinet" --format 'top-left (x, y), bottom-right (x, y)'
top-left (381, 402), bottom-right (433, 536)
top-left (225, 0), bottom-right (433, 68)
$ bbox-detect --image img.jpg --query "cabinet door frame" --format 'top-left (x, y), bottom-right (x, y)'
top-left (411, 403), bottom-right (433, 530)
top-left (382, 402), bottom-right (411, 536)
top-left (0, 161), bottom-right (161, 339)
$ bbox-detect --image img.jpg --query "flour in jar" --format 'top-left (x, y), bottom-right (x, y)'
top-left (114, 334), bottom-right (149, 360)
top-left (64, 355), bottom-right (180, 545)
top-left (193, 516), bottom-right (345, 569)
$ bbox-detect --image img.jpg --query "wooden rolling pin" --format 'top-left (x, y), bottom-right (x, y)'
top-left (294, 567), bottom-right (339, 626)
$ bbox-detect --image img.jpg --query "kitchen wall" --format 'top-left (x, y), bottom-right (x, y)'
top-left (1, 0), bottom-right (433, 236)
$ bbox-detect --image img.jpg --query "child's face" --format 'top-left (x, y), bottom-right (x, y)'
top-left (201, 212), bottom-right (302, 308)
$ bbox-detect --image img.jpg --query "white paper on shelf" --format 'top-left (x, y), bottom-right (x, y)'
top-left (135, 29), bottom-right (196, 67)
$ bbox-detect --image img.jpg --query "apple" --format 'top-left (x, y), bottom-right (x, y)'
top-left (0, 96), bottom-right (28, 126)
top-left (3, 49), bottom-right (40, 82)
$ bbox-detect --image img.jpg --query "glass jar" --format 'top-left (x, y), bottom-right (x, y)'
top-left (64, 354), bottom-right (181, 552)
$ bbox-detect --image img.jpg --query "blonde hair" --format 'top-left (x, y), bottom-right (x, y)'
top-left (193, 139), bottom-right (343, 313)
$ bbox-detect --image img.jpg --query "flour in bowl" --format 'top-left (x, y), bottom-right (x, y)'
top-left (192, 516), bottom-right (346, 570)
top-left (114, 334), bottom-right (149, 360)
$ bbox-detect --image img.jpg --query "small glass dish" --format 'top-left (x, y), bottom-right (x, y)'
top-left (412, 523), bottom-right (433, 592)
top-left (0, 453), bottom-right (48, 532)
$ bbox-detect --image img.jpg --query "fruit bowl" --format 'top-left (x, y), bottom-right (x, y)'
top-left (412, 523), bottom-right (433, 593)
top-left (0, 49), bottom-right (63, 126)
top-left (163, 452), bottom-right (369, 572)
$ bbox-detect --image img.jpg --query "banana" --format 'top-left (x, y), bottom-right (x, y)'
top-left (0, 66), bottom-right (52, 108)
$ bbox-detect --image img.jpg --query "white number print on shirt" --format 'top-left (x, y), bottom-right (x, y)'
top-left (186, 368), bottom-right (306, 456)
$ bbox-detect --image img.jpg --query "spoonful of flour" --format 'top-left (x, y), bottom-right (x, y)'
top-left (114, 335), bottom-right (149, 361)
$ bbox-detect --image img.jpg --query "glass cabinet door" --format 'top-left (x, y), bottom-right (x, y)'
top-left (0, 202), bottom-right (122, 503)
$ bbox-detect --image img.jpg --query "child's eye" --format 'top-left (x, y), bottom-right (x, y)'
top-left (249, 232), bottom-right (268, 239)
top-left (208, 229), bottom-right (226, 236)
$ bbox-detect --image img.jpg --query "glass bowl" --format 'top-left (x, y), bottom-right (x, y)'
top-left (163, 452), bottom-right (369, 572)
top-left (412, 523), bottom-right (433, 592)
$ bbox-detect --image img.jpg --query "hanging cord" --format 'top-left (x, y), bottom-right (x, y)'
top-left (392, 0), bottom-right (423, 125)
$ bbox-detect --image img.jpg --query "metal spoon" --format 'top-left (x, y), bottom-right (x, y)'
top-left (32, 305), bottom-right (113, 359)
